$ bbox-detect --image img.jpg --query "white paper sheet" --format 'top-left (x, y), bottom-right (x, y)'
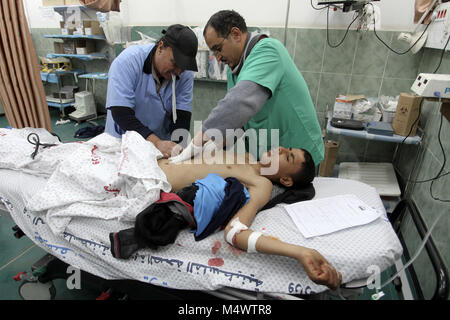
top-left (283, 194), bottom-right (383, 238)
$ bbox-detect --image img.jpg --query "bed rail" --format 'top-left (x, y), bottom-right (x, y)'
top-left (389, 199), bottom-right (449, 300)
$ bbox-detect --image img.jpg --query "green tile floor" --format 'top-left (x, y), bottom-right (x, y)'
top-left (0, 109), bottom-right (403, 300)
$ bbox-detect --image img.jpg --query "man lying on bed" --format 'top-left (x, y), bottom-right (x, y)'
top-left (157, 146), bottom-right (342, 290)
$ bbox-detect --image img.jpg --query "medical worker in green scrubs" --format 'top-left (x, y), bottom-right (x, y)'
top-left (170, 10), bottom-right (324, 167)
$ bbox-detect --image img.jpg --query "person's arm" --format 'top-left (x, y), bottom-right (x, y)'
top-left (110, 106), bottom-right (182, 158)
top-left (169, 80), bottom-right (270, 163)
top-left (110, 106), bottom-right (153, 139)
top-left (202, 80), bottom-right (271, 138)
top-left (224, 178), bottom-right (342, 290)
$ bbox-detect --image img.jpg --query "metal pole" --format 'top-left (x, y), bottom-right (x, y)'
top-left (284, 0), bottom-right (291, 46)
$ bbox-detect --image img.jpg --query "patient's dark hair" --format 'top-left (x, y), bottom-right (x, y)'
top-left (291, 148), bottom-right (315, 189)
top-left (203, 10), bottom-right (248, 38)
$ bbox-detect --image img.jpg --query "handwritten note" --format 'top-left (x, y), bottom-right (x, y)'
top-left (283, 194), bottom-right (383, 238)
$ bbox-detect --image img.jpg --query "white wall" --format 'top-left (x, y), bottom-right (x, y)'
top-left (24, 0), bottom-right (417, 31)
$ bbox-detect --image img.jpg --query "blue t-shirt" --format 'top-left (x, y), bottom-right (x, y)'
top-left (105, 44), bottom-right (194, 140)
top-left (193, 174), bottom-right (250, 238)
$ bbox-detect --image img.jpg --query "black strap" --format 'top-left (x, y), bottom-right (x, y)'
top-left (27, 133), bottom-right (57, 160)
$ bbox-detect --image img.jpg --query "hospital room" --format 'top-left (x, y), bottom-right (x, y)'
top-left (0, 0), bottom-right (448, 305)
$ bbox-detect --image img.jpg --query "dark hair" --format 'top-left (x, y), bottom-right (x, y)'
top-left (203, 10), bottom-right (248, 38)
top-left (156, 36), bottom-right (170, 48)
top-left (291, 148), bottom-right (315, 189)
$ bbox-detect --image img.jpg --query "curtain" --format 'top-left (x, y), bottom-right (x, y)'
top-left (0, 0), bottom-right (52, 131)
top-left (79, 0), bottom-right (121, 12)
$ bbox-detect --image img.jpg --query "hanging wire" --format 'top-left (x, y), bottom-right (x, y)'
top-left (326, 6), bottom-right (360, 48)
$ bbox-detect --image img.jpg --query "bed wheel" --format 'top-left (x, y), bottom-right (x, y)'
top-left (18, 280), bottom-right (56, 300)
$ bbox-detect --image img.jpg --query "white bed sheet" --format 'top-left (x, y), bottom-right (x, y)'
top-left (0, 168), bottom-right (403, 295)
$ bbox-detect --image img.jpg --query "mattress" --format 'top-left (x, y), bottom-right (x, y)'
top-left (0, 168), bottom-right (403, 295)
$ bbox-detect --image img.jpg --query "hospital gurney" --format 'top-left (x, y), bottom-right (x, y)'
top-left (1, 166), bottom-right (404, 300)
top-left (0, 127), bottom-right (409, 300)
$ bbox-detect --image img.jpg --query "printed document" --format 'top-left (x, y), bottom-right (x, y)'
top-left (283, 194), bottom-right (383, 238)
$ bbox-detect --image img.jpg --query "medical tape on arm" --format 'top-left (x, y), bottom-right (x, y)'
top-left (247, 231), bottom-right (262, 253)
top-left (226, 218), bottom-right (248, 245)
top-left (226, 218), bottom-right (262, 253)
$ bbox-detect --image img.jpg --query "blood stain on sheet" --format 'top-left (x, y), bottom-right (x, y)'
top-left (208, 258), bottom-right (224, 267)
top-left (212, 241), bottom-right (221, 254)
top-left (227, 244), bottom-right (244, 255)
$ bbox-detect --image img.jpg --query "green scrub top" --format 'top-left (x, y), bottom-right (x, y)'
top-left (228, 38), bottom-right (324, 166)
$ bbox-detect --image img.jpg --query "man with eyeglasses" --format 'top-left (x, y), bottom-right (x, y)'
top-left (105, 25), bottom-right (198, 158)
top-left (170, 11), bottom-right (324, 170)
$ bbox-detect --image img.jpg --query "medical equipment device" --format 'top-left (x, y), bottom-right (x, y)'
top-left (68, 91), bottom-right (97, 122)
top-left (410, 73), bottom-right (450, 98)
top-left (317, 0), bottom-right (380, 12)
top-left (425, 1), bottom-right (450, 50)
top-left (397, 0), bottom-right (440, 54)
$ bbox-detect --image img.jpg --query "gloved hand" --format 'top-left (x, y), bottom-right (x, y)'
top-left (202, 140), bottom-right (220, 156)
top-left (168, 140), bottom-right (203, 163)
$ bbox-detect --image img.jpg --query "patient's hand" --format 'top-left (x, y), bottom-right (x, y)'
top-left (298, 248), bottom-right (342, 290)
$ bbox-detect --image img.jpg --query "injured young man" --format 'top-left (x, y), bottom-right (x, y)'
top-left (114, 145), bottom-right (342, 290)
top-left (0, 128), bottom-right (342, 291)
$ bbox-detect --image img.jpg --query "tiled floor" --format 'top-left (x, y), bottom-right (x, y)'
top-left (0, 109), bottom-right (403, 300)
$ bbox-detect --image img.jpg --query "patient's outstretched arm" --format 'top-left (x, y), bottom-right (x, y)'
top-left (224, 180), bottom-right (342, 291)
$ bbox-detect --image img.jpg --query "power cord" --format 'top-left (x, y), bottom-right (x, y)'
top-left (310, 0), bottom-right (327, 11)
top-left (326, 6), bottom-right (360, 48)
top-left (366, 2), bottom-right (432, 55)
top-left (392, 33), bottom-right (449, 201)
top-left (433, 35), bottom-right (450, 73)
top-left (429, 114), bottom-right (449, 202)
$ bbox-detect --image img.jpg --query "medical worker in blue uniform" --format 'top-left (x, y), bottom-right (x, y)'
top-left (105, 24), bottom-right (198, 158)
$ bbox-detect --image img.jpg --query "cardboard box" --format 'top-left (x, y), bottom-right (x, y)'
top-left (333, 94), bottom-right (365, 120)
top-left (42, 0), bottom-right (65, 6)
top-left (53, 42), bottom-right (65, 54)
top-left (62, 39), bottom-right (95, 55)
top-left (82, 21), bottom-right (104, 36)
top-left (65, 0), bottom-right (80, 5)
top-left (75, 39), bottom-right (95, 55)
top-left (63, 40), bottom-right (76, 54)
top-left (392, 93), bottom-right (423, 136)
top-left (73, 27), bottom-right (84, 35)
top-left (60, 21), bottom-right (74, 35)
top-left (319, 140), bottom-right (340, 177)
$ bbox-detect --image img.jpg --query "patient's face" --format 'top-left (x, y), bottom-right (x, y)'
top-left (260, 147), bottom-right (305, 177)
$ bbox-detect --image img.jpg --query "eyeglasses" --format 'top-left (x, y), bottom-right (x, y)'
top-left (210, 37), bottom-right (227, 56)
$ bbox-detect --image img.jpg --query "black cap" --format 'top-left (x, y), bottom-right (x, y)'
top-left (162, 24), bottom-right (198, 72)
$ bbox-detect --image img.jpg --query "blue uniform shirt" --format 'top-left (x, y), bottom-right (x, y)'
top-left (105, 44), bottom-right (194, 140)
